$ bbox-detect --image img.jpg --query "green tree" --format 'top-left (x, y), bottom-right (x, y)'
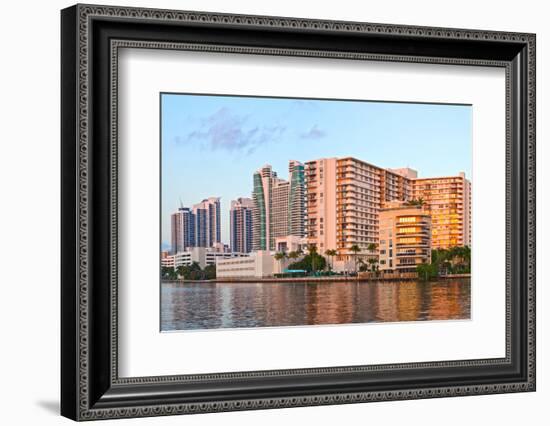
top-left (161, 266), bottom-right (177, 280)
top-left (176, 262), bottom-right (202, 280)
top-left (288, 250), bottom-right (326, 274)
top-left (405, 198), bottom-right (425, 207)
top-left (358, 259), bottom-right (370, 273)
top-left (176, 265), bottom-right (186, 278)
top-left (308, 244), bottom-right (318, 273)
top-left (324, 249), bottom-right (337, 271)
top-left (417, 263), bottom-right (438, 281)
top-left (288, 251), bottom-right (300, 261)
top-left (274, 251), bottom-right (286, 273)
top-left (203, 264), bottom-right (216, 280)
top-left (366, 242), bottom-right (378, 255)
top-left (366, 243), bottom-right (378, 273)
top-left (446, 245), bottom-right (471, 273)
top-left (349, 244), bottom-right (361, 274)
top-left (368, 257), bottom-right (378, 273)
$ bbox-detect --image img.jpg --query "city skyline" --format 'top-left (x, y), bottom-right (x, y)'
top-left (162, 93), bottom-right (472, 247)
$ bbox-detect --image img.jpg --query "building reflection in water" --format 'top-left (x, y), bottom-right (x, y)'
top-left (161, 279), bottom-right (471, 331)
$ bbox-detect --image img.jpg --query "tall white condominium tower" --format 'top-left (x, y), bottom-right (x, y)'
top-left (252, 161), bottom-right (305, 251)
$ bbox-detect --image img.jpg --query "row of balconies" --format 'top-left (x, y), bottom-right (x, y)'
top-left (396, 250), bottom-right (429, 257)
top-left (396, 220), bottom-right (430, 227)
top-left (396, 231), bottom-right (430, 239)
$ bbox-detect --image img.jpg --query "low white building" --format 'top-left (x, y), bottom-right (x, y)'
top-left (161, 251), bottom-right (175, 268)
top-left (163, 247), bottom-right (248, 270)
top-left (274, 235), bottom-right (308, 254)
top-left (216, 251), bottom-right (274, 278)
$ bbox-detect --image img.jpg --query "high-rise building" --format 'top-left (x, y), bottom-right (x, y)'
top-left (230, 197), bottom-right (254, 253)
top-left (252, 165), bottom-right (275, 251)
top-left (413, 172), bottom-right (471, 249)
top-left (170, 206), bottom-right (195, 254)
top-left (192, 197), bottom-right (221, 248)
top-left (305, 157), bottom-right (413, 259)
top-left (252, 161), bottom-right (305, 251)
top-left (271, 179), bottom-right (290, 243)
top-left (305, 158), bottom-right (338, 254)
top-left (378, 200), bottom-right (432, 272)
top-left (288, 160), bottom-right (306, 237)
top-left (305, 157), bottom-right (471, 259)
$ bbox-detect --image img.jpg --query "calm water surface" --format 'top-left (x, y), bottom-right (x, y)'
top-left (161, 279), bottom-right (470, 331)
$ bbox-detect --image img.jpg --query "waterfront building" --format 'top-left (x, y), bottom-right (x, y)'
top-left (161, 251), bottom-right (175, 268)
top-left (305, 157), bottom-right (471, 264)
top-left (305, 158), bottom-right (338, 255)
top-left (412, 172), bottom-right (471, 249)
top-left (288, 160), bottom-right (306, 237)
top-left (271, 179), bottom-right (290, 243)
top-left (305, 157), bottom-right (413, 262)
top-left (274, 235), bottom-right (308, 254)
top-left (216, 251), bottom-right (274, 278)
top-left (164, 247), bottom-right (249, 270)
top-left (252, 161), bottom-right (305, 251)
top-left (170, 206), bottom-right (195, 254)
top-left (170, 197), bottom-right (221, 254)
top-left (252, 165), bottom-right (275, 251)
top-left (192, 197), bottom-right (221, 248)
top-left (230, 197), bottom-right (254, 253)
top-left (378, 200), bottom-right (432, 272)
top-left (211, 242), bottom-right (231, 253)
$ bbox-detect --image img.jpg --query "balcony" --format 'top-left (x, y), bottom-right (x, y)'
top-left (396, 241), bottom-right (430, 247)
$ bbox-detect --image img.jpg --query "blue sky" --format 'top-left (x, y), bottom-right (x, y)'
top-left (161, 93), bottom-right (472, 248)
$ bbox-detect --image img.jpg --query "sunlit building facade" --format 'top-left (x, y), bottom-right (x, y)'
top-left (413, 172), bottom-right (471, 249)
top-left (305, 157), bottom-right (413, 260)
top-left (305, 157), bottom-right (470, 261)
top-left (378, 201), bottom-right (432, 272)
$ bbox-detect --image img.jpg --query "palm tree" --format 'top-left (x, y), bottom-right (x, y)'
top-left (308, 244), bottom-right (318, 273)
top-left (162, 266), bottom-right (177, 280)
top-left (367, 257), bottom-right (378, 273)
top-left (176, 265), bottom-right (187, 279)
top-left (366, 242), bottom-right (377, 254)
top-left (273, 252), bottom-right (286, 273)
top-left (325, 249), bottom-right (337, 271)
top-left (288, 250), bottom-right (300, 261)
top-left (349, 244), bottom-right (361, 274)
top-left (405, 198), bottom-right (425, 207)
top-left (462, 246), bottom-right (471, 271)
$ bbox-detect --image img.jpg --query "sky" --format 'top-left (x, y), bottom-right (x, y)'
top-left (161, 93), bottom-right (472, 248)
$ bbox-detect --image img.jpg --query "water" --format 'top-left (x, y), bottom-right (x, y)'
top-left (160, 279), bottom-right (470, 331)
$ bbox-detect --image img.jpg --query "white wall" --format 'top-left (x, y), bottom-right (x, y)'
top-left (0, 0), bottom-right (547, 425)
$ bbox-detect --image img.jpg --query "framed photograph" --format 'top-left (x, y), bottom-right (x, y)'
top-left (61, 4), bottom-right (536, 421)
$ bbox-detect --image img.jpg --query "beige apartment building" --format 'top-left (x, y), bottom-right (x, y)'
top-left (378, 201), bottom-right (432, 272)
top-left (413, 172), bottom-right (471, 249)
top-left (305, 157), bottom-right (413, 261)
top-left (305, 157), bottom-right (470, 266)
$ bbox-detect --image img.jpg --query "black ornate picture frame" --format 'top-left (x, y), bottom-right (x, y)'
top-left (61, 4), bottom-right (536, 421)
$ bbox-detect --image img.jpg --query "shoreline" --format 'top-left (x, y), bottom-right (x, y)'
top-left (162, 273), bottom-right (470, 285)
